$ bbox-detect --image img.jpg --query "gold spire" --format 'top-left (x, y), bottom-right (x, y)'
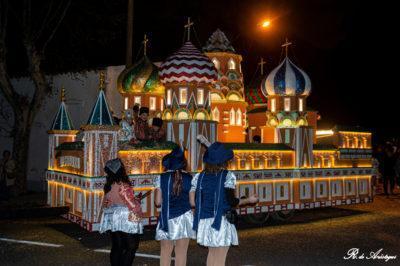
top-left (184, 17), bottom-right (194, 42)
top-left (281, 38), bottom-right (292, 57)
top-left (60, 87), bottom-right (66, 102)
top-left (99, 71), bottom-right (105, 90)
top-left (143, 34), bottom-right (149, 56)
top-left (258, 58), bottom-right (266, 75)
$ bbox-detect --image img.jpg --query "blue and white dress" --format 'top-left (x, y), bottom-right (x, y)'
top-left (191, 170), bottom-right (239, 247)
top-left (155, 171), bottom-right (196, 241)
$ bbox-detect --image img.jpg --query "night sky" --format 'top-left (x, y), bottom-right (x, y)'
top-left (6, 0), bottom-right (398, 143)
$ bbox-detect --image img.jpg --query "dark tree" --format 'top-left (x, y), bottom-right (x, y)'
top-left (0, 0), bottom-right (71, 193)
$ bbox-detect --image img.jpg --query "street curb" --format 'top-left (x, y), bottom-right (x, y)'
top-left (0, 206), bottom-right (69, 220)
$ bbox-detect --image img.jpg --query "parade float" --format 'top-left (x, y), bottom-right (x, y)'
top-left (46, 28), bottom-right (373, 231)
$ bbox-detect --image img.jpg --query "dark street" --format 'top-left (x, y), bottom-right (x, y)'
top-left (1, 193), bottom-right (399, 266)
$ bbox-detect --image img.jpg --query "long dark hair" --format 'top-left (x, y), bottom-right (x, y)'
top-left (170, 159), bottom-right (187, 196)
top-left (204, 162), bottom-right (228, 175)
top-left (103, 164), bottom-right (130, 193)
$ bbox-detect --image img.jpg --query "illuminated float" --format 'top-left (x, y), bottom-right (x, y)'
top-left (46, 31), bottom-right (373, 231)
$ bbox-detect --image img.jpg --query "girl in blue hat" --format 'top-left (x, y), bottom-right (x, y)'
top-left (190, 142), bottom-right (258, 266)
top-left (154, 147), bottom-right (195, 266)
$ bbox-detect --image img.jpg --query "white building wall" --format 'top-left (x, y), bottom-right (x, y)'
top-left (0, 66), bottom-right (124, 191)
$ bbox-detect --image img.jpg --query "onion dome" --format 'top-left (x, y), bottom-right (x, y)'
top-left (117, 56), bottom-right (164, 95)
top-left (245, 86), bottom-right (268, 105)
top-left (159, 41), bottom-right (218, 84)
top-left (202, 29), bottom-right (235, 53)
top-left (262, 57), bottom-right (311, 96)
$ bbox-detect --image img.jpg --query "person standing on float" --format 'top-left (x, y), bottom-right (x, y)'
top-left (98, 158), bottom-right (143, 266)
top-left (190, 142), bottom-right (258, 266)
top-left (154, 147), bottom-right (195, 266)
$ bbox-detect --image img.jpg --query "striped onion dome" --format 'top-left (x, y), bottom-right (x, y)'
top-left (117, 56), bottom-right (164, 95)
top-left (262, 57), bottom-right (311, 96)
top-left (159, 41), bottom-right (218, 84)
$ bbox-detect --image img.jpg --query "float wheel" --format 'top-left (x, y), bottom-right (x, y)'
top-left (243, 212), bottom-right (270, 225)
top-left (271, 210), bottom-right (295, 221)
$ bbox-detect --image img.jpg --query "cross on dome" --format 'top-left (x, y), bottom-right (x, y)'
top-left (184, 17), bottom-right (194, 42)
top-left (281, 38), bottom-right (292, 57)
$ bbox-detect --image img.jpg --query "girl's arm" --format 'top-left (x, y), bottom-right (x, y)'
top-left (154, 188), bottom-right (162, 208)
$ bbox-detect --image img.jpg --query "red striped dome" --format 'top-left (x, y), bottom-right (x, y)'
top-left (159, 42), bottom-right (218, 84)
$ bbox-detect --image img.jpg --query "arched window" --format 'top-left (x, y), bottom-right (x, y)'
top-left (229, 108), bottom-right (235, 125)
top-left (236, 109), bottom-right (242, 126)
top-left (195, 111), bottom-right (207, 120)
top-left (163, 111), bottom-right (172, 120)
top-left (176, 110), bottom-right (189, 120)
top-left (212, 107), bottom-right (220, 122)
top-left (228, 58), bottom-right (236, 70)
top-left (227, 93), bottom-right (241, 101)
top-left (212, 58), bottom-right (220, 70)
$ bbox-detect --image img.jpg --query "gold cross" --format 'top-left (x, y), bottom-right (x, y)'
top-left (258, 58), bottom-right (266, 75)
top-left (143, 34), bottom-right (149, 56)
top-left (281, 38), bottom-right (292, 57)
top-left (99, 71), bottom-right (105, 90)
top-left (184, 17), bottom-right (194, 42)
top-left (60, 87), bottom-right (66, 102)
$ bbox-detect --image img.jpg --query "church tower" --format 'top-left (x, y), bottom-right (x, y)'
top-left (82, 72), bottom-right (119, 176)
top-left (260, 40), bottom-right (315, 167)
top-left (47, 88), bottom-right (79, 170)
top-left (159, 19), bottom-right (218, 171)
top-left (203, 29), bottom-right (247, 143)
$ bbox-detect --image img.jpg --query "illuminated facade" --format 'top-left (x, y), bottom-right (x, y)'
top-left (46, 35), bottom-right (373, 231)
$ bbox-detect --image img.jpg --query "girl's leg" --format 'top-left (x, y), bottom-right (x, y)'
top-left (110, 231), bottom-right (124, 266)
top-left (174, 238), bottom-right (190, 266)
top-left (214, 247), bottom-right (229, 266)
top-left (207, 247), bottom-right (216, 266)
top-left (160, 240), bottom-right (174, 266)
top-left (121, 233), bottom-right (141, 266)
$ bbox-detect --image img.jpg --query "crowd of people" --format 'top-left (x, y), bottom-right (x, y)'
top-left (116, 104), bottom-right (166, 144)
top-left (98, 142), bottom-right (258, 266)
top-left (373, 140), bottom-right (400, 196)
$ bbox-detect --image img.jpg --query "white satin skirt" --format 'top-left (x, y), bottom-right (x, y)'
top-left (155, 210), bottom-right (196, 241)
top-left (99, 205), bottom-right (143, 234)
top-left (196, 216), bottom-right (238, 247)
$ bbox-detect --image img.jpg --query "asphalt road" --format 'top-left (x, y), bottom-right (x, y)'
top-left (1, 193), bottom-right (399, 266)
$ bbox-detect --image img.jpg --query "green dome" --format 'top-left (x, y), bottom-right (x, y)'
top-left (117, 56), bottom-right (164, 95)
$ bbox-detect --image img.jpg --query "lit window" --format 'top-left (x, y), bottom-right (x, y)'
top-left (229, 108), bottom-right (235, 125)
top-left (160, 99), bottom-right (164, 111)
top-left (271, 98), bottom-right (276, 112)
top-left (228, 58), bottom-right (236, 70)
top-left (299, 98), bottom-right (304, 112)
top-left (179, 87), bottom-right (187, 105)
top-left (134, 96), bottom-right (141, 106)
top-left (149, 97), bottom-right (156, 111)
top-left (177, 110), bottom-right (189, 120)
top-left (197, 88), bottom-right (204, 105)
top-left (236, 109), bottom-right (242, 126)
top-left (124, 97), bottom-right (129, 110)
top-left (195, 111), bottom-right (206, 120)
top-left (284, 98), bottom-right (290, 112)
top-left (212, 108), bottom-right (220, 122)
top-left (166, 89), bottom-right (172, 106)
top-left (212, 58), bottom-right (220, 70)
